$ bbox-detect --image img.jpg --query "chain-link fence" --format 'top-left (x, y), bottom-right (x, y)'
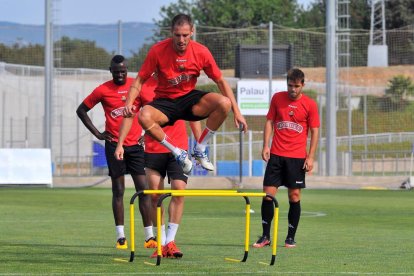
top-left (1, 23), bottom-right (413, 177)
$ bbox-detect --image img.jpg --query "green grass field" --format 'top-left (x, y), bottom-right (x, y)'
top-left (0, 187), bottom-right (413, 275)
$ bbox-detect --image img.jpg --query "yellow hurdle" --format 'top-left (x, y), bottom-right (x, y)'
top-left (128, 190), bottom-right (278, 266)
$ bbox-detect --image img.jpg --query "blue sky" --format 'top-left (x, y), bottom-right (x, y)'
top-left (0, 0), bottom-right (313, 25)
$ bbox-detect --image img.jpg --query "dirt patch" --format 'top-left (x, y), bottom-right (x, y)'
top-left (222, 65), bottom-right (414, 87)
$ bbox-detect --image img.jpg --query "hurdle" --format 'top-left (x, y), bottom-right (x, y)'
top-left (129, 190), bottom-right (279, 266)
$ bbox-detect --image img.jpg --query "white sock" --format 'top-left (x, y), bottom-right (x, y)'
top-left (196, 127), bottom-right (215, 152)
top-left (160, 135), bottom-right (181, 156)
top-left (115, 225), bottom-right (125, 240)
top-left (161, 224), bottom-right (167, 246)
top-left (165, 223), bottom-right (179, 244)
top-left (144, 226), bottom-right (154, 241)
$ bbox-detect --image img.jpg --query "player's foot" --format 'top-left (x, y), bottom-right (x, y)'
top-left (285, 237), bottom-right (296, 248)
top-left (116, 237), bottom-right (128, 250)
top-left (144, 237), bottom-right (157, 248)
top-left (165, 241), bottom-right (183, 258)
top-left (253, 235), bottom-right (271, 248)
top-left (150, 245), bottom-right (169, 258)
top-left (193, 147), bottom-right (215, 171)
top-left (176, 149), bottom-right (192, 174)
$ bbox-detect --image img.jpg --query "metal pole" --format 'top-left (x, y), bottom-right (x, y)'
top-left (326, 0), bottom-right (337, 176)
top-left (1, 91), bottom-right (5, 148)
top-left (9, 117), bottom-right (13, 148)
top-left (239, 124), bottom-right (244, 184)
top-left (248, 130), bottom-right (252, 177)
top-left (364, 94), bottom-right (368, 152)
top-left (318, 94), bottom-right (324, 176)
top-left (118, 20), bottom-right (122, 55)
top-left (25, 116), bottom-right (28, 148)
top-left (76, 92), bottom-right (80, 176)
top-left (268, 22), bottom-right (273, 104)
top-left (44, 0), bottom-right (53, 149)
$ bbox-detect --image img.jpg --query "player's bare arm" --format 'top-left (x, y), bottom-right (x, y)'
top-left (215, 77), bottom-right (248, 132)
top-left (114, 116), bottom-right (134, 160)
top-left (76, 102), bottom-right (114, 142)
top-left (262, 119), bottom-right (273, 162)
top-left (123, 76), bottom-right (145, 117)
top-left (303, 127), bottom-right (319, 172)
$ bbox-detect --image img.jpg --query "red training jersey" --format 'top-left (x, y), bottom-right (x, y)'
top-left (138, 38), bottom-right (222, 99)
top-left (267, 92), bottom-right (320, 158)
top-left (133, 76), bottom-right (189, 153)
top-left (83, 78), bottom-right (142, 147)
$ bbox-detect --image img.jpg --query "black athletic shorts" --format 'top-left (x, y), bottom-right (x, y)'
top-left (148, 90), bottom-right (209, 126)
top-left (144, 152), bottom-right (188, 183)
top-left (105, 141), bottom-right (145, 178)
top-left (263, 154), bottom-right (306, 188)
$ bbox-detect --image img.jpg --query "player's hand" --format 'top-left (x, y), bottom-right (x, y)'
top-left (303, 157), bottom-right (314, 172)
top-left (234, 114), bottom-right (248, 133)
top-left (123, 104), bottom-right (137, 117)
top-left (98, 131), bottom-right (114, 142)
top-left (262, 146), bottom-right (270, 162)
top-left (114, 145), bottom-right (124, 160)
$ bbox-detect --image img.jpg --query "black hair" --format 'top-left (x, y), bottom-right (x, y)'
top-left (287, 68), bottom-right (305, 84)
top-left (111, 55), bottom-right (125, 64)
top-left (171, 14), bottom-right (193, 29)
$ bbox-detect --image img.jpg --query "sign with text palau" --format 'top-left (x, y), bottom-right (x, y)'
top-left (237, 80), bottom-right (287, 115)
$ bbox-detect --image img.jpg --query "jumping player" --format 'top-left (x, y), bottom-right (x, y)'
top-left (122, 13), bottom-right (247, 175)
top-left (115, 76), bottom-right (200, 258)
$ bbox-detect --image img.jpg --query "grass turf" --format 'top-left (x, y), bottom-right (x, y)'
top-left (0, 187), bottom-right (413, 275)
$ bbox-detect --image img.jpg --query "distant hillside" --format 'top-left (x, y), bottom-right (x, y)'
top-left (0, 21), bottom-right (155, 57)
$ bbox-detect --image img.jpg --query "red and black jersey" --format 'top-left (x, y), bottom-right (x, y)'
top-left (138, 38), bottom-right (222, 99)
top-left (267, 92), bottom-right (320, 158)
top-left (83, 78), bottom-right (142, 146)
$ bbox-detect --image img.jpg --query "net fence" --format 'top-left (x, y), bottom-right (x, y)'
top-left (1, 23), bottom-right (413, 177)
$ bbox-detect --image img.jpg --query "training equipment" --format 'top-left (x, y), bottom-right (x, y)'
top-left (284, 237), bottom-right (296, 248)
top-left (116, 237), bottom-right (128, 250)
top-left (253, 235), bottom-right (271, 248)
top-left (175, 150), bottom-right (192, 174)
top-left (129, 189), bottom-right (279, 266)
top-left (144, 237), bottom-right (157, 249)
top-left (192, 147), bottom-right (215, 171)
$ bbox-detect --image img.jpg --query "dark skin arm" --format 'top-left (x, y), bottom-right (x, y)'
top-left (76, 102), bottom-right (114, 142)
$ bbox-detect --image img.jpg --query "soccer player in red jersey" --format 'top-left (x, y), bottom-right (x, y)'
top-left (253, 68), bottom-right (320, 249)
top-left (122, 13), bottom-right (247, 175)
top-left (76, 55), bottom-right (155, 250)
top-left (115, 75), bottom-right (200, 258)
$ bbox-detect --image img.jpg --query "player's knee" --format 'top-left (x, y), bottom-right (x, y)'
top-left (138, 108), bottom-right (153, 128)
top-left (218, 96), bottom-right (231, 113)
top-left (112, 188), bottom-right (124, 198)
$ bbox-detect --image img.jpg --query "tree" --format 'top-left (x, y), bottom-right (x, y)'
top-left (56, 36), bottom-right (111, 69)
top-left (385, 75), bottom-right (414, 105)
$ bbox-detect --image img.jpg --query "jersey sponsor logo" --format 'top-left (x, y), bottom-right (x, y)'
top-left (118, 90), bottom-right (128, 94)
top-left (276, 121), bottom-right (303, 133)
top-left (167, 74), bottom-right (193, 86)
top-left (110, 107), bottom-right (125, 118)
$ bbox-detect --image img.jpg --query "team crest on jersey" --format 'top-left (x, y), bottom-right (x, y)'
top-left (276, 121), bottom-right (303, 133)
top-left (121, 96), bottom-right (126, 101)
top-left (168, 74), bottom-right (193, 86)
top-left (110, 107), bottom-right (125, 118)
